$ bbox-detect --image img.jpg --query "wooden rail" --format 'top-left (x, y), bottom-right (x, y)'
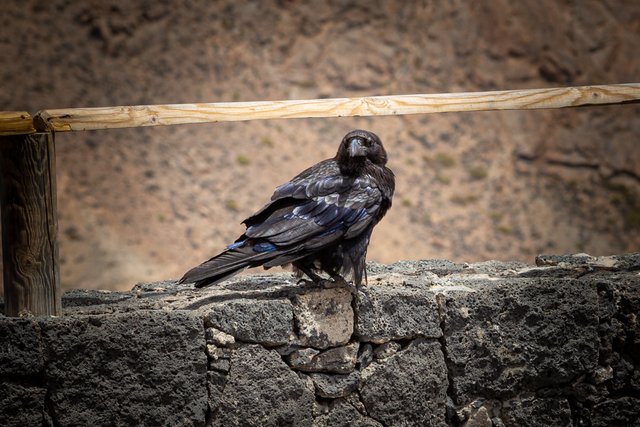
top-left (1, 83), bottom-right (639, 317)
top-left (34, 83), bottom-right (640, 132)
top-left (0, 111), bottom-right (36, 136)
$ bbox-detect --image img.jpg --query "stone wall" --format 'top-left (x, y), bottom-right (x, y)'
top-left (1, 254), bottom-right (639, 426)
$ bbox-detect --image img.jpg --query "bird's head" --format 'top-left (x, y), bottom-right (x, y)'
top-left (336, 130), bottom-right (387, 174)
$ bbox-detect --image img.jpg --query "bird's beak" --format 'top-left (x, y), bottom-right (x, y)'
top-left (349, 138), bottom-right (367, 157)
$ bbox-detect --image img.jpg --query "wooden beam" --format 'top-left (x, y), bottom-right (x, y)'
top-left (0, 111), bottom-right (35, 136)
top-left (0, 132), bottom-right (61, 316)
top-left (34, 83), bottom-right (640, 132)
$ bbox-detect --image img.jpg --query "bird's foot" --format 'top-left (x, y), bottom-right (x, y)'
top-left (297, 277), bottom-right (357, 295)
top-left (297, 278), bottom-right (337, 289)
top-left (323, 277), bottom-right (358, 295)
top-left (297, 278), bottom-right (318, 288)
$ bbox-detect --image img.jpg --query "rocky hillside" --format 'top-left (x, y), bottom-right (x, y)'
top-left (1, 0), bottom-right (639, 290)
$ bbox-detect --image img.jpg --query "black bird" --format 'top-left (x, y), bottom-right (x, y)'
top-left (179, 129), bottom-right (395, 291)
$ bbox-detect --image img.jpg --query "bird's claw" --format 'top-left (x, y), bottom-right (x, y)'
top-left (297, 278), bottom-right (319, 288)
top-left (297, 277), bottom-right (358, 295)
top-left (329, 278), bottom-right (358, 295)
top-left (323, 278), bottom-right (359, 295)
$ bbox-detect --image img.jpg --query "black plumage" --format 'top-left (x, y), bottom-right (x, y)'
top-left (179, 129), bottom-right (395, 290)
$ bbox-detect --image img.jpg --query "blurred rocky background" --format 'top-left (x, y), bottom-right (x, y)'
top-left (1, 0), bottom-right (639, 291)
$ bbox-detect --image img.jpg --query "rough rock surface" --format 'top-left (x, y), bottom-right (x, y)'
top-left (1, 256), bottom-right (639, 426)
top-left (0, 382), bottom-right (47, 427)
top-left (310, 371), bottom-right (360, 398)
top-left (204, 298), bottom-right (294, 346)
top-left (211, 344), bottom-right (315, 426)
top-left (313, 399), bottom-right (383, 427)
top-left (41, 311), bottom-right (208, 426)
top-left (293, 288), bottom-right (353, 349)
top-left (590, 397), bottom-right (640, 427)
top-left (360, 338), bottom-right (448, 426)
top-left (289, 342), bottom-right (360, 374)
top-left (444, 277), bottom-right (599, 402)
top-left (355, 276), bottom-right (442, 343)
top-left (501, 398), bottom-right (572, 427)
top-left (0, 318), bottom-right (43, 375)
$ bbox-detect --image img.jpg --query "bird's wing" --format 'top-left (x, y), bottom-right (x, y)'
top-left (241, 165), bottom-right (383, 249)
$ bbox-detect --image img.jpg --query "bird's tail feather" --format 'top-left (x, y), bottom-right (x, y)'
top-left (179, 248), bottom-right (272, 288)
top-left (192, 268), bottom-right (246, 288)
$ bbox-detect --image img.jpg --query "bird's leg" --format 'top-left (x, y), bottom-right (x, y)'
top-left (296, 265), bottom-right (325, 288)
top-left (327, 272), bottom-right (358, 295)
top-left (295, 266), bottom-right (357, 295)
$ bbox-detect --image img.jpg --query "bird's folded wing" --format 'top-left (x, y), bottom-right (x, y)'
top-left (243, 173), bottom-right (383, 248)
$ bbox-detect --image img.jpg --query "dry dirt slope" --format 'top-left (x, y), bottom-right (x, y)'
top-left (1, 0), bottom-right (639, 291)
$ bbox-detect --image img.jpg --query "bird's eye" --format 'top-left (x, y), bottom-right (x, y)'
top-left (364, 138), bottom-right (373, 147)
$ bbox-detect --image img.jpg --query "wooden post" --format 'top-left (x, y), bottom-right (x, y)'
top-left (0, 132), bottom-right (61, 316)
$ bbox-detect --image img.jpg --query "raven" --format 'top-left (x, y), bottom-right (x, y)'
top-left (179, 129), bottom-right (395, 291)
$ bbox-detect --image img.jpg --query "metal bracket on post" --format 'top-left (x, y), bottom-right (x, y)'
top-left (0, 132), bottom-right (61, 316)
